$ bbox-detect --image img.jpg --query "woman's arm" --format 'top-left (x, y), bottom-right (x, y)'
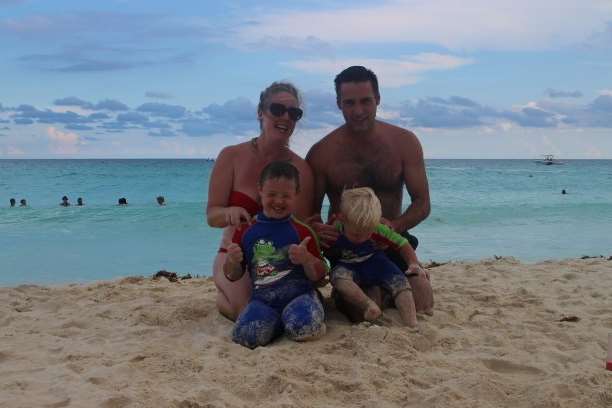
top-left (206, 146), bottom-right (251, 227)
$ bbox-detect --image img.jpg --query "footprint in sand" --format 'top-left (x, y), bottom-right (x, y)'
top-left (44, 398), bottom-right (71, 408)
top-left (0, 351), bottom-right (12, 363)
top-left (481, 358), bottom-right (543, 376)
top-left (100, 396), bottom-right (131, 408)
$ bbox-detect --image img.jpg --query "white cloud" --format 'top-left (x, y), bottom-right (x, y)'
top-left (286, 53), bottom-right (473, 87)
top-left (46, 126), bottom-right (81, 154)
top-left (236, 0), bottom-right (612, 51)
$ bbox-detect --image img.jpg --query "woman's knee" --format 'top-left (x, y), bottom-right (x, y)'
top-left (213, 273), bottom-right (251, 318)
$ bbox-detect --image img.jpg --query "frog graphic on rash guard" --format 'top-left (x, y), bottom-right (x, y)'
top-left (252, 239), bottom-right (288, 282)
top-left (231, 213), bottom-right (326, 288)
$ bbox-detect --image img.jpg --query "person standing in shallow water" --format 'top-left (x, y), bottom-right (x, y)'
top-left (60, 196), bottom-right (70, 206)
top-left (207, 81), bottom-right (315, 321)
top-left (306, 65), bottom-right (434, 319)
top-left (9, 198), bottom-right (16, 207)
top-left (19, 199), bottom-right (27, 207)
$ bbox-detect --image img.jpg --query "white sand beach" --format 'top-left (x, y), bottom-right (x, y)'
top-left (1, 257), bottom-right (611, 408)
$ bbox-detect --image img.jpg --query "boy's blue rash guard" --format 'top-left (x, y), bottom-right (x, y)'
top-left (232, 213), bottom-right (326, 289)
top-left (327, 222), bottom-right (409, 263)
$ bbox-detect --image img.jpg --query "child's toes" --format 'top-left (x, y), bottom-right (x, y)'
top-left (363, 300), bottom-right (382, 321)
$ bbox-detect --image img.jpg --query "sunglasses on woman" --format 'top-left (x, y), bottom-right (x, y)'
top-left (268, 103), bottom-right (303, 121)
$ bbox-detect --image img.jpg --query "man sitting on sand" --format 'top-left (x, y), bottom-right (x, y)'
top-left (307, 65), bottom-right (434, 320)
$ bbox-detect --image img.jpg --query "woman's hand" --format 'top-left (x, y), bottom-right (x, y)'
top-left (225, 206), bottom-right (251, 226)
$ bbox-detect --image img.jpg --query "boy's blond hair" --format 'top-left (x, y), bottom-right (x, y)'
top-left (340, 187), bottom-right (382, 232)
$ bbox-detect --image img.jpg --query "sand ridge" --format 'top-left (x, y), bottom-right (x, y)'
top-left (1, 257), bottom-right (611, 407)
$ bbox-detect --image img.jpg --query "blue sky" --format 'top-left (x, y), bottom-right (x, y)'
top-left (1, 0), bottom-right (611, 158)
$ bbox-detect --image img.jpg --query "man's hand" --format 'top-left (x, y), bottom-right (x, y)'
top-left (289, 237), bottom-right (312, 265)
top-left (226, 243), bottom-right (244, 264)
top-left (305, 213), bottom-right (339, 247)
top-left (381, 216), bottom-right (404, 233)
top-left (225, 206), bottom-right (251, 226)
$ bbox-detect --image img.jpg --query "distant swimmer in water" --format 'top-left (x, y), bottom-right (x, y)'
top-left (9, 198), bottom-right (16, 207)
top-left (118, 197), bottom-right (128, 206)
top-left (562, 189), bottom-right (567, 195)
top-left (156, 196), bottom-right (166, 206)
top-left (60, 196), bottom-right (70, 206)
top-left (19, 199), bottom-right (27, 207)
top-left (77, 197), bottom-right (83, 206)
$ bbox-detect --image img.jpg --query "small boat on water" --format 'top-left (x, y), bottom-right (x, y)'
top-left (534, 154), bottom-right (564, 165)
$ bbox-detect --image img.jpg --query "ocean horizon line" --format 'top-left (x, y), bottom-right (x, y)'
top-left (1, 157), bottom-right (612, 161)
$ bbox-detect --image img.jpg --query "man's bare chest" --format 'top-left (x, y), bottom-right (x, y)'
top-left (327, 148), bottom-right (402, 191)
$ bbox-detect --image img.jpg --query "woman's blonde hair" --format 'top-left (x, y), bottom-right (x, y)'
top-left (340, 187), bottom-right (381, 231)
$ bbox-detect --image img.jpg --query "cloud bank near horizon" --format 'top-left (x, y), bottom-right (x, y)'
top-left (3, 90), bottom-right (612, 139)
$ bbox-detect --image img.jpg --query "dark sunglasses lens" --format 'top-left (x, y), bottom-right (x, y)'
top-left (268, 103), bottom-right (303, 121)
top-left (269, 103), bottom-right (285, 117)
top-left (287, 107), bottom-right (303, 121)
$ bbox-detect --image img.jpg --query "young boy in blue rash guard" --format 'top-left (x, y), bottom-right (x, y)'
top-left (328, 187), bottom-right (427, 328)
top-left (224, 161), bottom-right (328, 349)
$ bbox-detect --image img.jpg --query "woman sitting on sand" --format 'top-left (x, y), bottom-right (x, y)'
top-left (207, 81), bottom-right (314, 321)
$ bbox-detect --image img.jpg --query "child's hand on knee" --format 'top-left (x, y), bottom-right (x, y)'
top-left (227, 243), bottom-right (243, 264)
top-left (407, 263), bottom-right (427, 279)
top-left (289, 237), bottom-right (311, 265)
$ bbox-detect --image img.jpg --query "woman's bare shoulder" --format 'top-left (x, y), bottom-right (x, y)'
top-left (217, 141), bottom-right (252, 160)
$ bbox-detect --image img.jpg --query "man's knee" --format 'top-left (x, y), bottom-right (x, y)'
top-left (407, 233), bottom-right (418, 250)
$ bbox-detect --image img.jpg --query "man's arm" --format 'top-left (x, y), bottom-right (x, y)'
top-left (305, 141), bottom-right (340, 244)
top-left (293, 158), bottom-right (315, 221)
top-left (305, 141), bottom-right (327, 218)
top-left (391, 131), bottom-right (431, 232)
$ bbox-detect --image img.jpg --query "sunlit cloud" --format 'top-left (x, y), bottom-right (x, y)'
top-left (47, 126), bottom-right (82, 154)
top-left (286, 53), bottom-right (473, 87)
top-left (236, 0), bottom-right (612, 51)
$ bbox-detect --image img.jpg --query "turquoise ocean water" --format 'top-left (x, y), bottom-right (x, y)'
top-left (1, 159), bottom-right (611, 286)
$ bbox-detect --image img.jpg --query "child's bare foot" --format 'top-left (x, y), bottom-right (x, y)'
top-left (363, 299), bottom-right (382, 321)
top-left (406, 323), bottom-right (420, 333)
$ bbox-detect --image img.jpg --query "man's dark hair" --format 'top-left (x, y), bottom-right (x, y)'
top-left (334, 66), bottom-right (380, 102)
top-left (259, 161), bottom-right (300, 192)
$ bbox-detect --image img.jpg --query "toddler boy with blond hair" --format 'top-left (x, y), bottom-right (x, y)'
top-left (328, 187), bottom-right (424, 327)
